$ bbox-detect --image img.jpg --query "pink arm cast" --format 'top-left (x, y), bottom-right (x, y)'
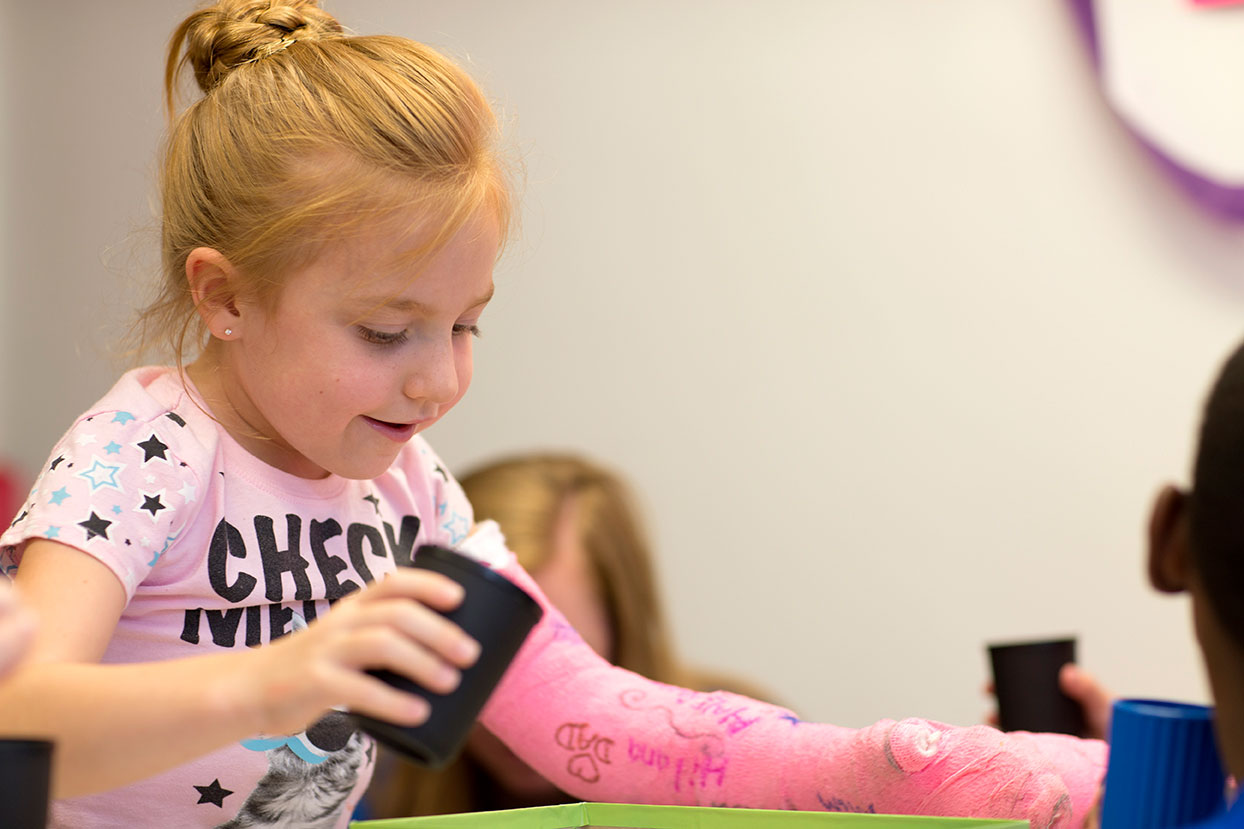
top-left (478, 557), bottom-right (1106, 826)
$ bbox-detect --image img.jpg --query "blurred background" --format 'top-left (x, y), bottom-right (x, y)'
top-left (3, 0), bottom-right (1242, 729)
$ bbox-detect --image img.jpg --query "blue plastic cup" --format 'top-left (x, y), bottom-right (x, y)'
top-left (1100, 699), bottom-right (1227, 828)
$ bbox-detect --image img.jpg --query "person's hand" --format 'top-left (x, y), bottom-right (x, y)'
top-left (1059, 663), bottom-right (1113, 741)
top-left (236, 568), bottom-right (480, 737)
top-left (983, 663), bottom-right (1114, 740)
top-left (0, 580), bottom-right (36, 681)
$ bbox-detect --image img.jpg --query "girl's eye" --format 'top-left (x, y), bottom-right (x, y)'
top-left (453, 324), bottom-right (482, 338)
top-left (357, 326), bottom-right (408, 346)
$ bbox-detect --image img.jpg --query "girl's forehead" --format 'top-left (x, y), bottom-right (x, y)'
top-left (294, 210), bottom-right (499, 311)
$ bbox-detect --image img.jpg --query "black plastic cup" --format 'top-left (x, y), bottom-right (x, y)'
top-left (988, 637), bottom-right (1085, 735)
top-left (0, 738), bottom-right (53, 828)
top-left (352, 545), bottom-right (543, 768)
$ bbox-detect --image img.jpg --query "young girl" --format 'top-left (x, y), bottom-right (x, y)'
top-left (0, 2), bottom-right (1106, 827)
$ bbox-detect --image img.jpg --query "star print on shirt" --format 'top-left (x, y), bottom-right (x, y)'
top-left (193, 779), bottom-right (233, 807)
top-left (79, 511), bottom-right (112, 541)
top-left (139, 493), bottom-right (166, 518)
top-left (111, 411), bottom-right (136, 425)
top-left (137, 434), bottom-right (169, 463)
top-left (77, 459), bottom-right (123, 492)
top-left (49, 455), bottom-right (65, 471)
top-left (434, 463), bottom-right (449, 482)
top-left (166, 412), bottom-right (186, 427)
top-left (103, 441), bottom-right (122, 455)
top-left (441, 511), bottom-right (469, 545)
top-left (49, 487), bottom-right (70, 506)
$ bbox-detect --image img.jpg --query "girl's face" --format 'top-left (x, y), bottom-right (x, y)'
top-left (207, 208), bottom-right (499, 480)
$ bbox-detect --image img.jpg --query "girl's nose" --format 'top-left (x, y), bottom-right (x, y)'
top-left (404, 336), bottom-right (459, 404)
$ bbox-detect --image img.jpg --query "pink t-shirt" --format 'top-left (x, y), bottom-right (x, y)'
top-left (1, 367), bottom-right (480, 828)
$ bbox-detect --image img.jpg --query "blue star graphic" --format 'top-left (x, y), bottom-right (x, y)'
top-left (440, 512), bottom-right (469, 545)
top-left (49, 487), bottom-right (70, 506)
top-left (112, 411), bottom-right (136, 425)
top-left (111, 505), bottom-right (122, 515)
top-left (103, 441), bottom-right (122, 455)
top-left (46, 526), bottom-right (60, 539)
top-left (78, 459), bottom-right (123, 492)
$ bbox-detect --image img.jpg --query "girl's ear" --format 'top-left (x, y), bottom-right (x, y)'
top-left (1148, 484), bottom-right (1193, 594)
top-left (185, 247), bottom-right (243, 339)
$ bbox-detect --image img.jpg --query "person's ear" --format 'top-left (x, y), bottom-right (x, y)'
top-left (1148, 484), bottom-right (1193, 593)
top-left (185, 247), bottom-right (243, 340)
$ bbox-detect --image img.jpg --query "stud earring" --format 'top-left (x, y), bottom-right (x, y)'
top-left (223, 328), bottom-right (233, 337)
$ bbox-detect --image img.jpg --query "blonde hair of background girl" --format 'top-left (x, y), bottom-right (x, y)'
top-left (138, 0), bottom-right (512, 369)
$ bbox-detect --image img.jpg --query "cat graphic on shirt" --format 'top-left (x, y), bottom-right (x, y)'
top-left (216, 709), bottom-right (372, 829)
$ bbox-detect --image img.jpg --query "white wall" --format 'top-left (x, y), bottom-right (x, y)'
top-left (0, 0), bottom-right (12, 441)
top-left (5, 0), bottom-right (1241, 730)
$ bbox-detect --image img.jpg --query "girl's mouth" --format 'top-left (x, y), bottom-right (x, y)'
top-left (362, 416), bottom-right (418, 442)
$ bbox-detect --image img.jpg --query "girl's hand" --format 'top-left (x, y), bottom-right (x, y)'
top-left (239, 568), bottom-right (480, 737)
top-left (0, 580), bottom-right (36, 682)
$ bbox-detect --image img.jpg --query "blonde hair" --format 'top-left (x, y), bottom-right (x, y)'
top-left (135, 0), bottom-right (511, 364)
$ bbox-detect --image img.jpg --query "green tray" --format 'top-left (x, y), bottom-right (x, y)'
top-left (352, 802), bottom-right (1029, 828)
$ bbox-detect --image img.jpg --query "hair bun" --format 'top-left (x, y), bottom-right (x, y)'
top-left (176, 0), bottom-right (344, 94)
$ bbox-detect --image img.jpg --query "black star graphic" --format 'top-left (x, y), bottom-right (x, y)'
top-left (434, 464), bottom-right (449, 482)
top-left (78, 511), bottom-right (112, 541)
top-left (49, 455), bottom-right (65, 471)
top-left (363, 494), bottom-right (381, 514)
top-left (139, 494), bottom-right (166, 517)
top-left (11, 509), bottom-right (27, 525)
top-left (137, 434), bottom-right (169, 463)
top-left (165, 412), bottom-right (187, 427)
top-left (193, 779), bottom-right (233, 808)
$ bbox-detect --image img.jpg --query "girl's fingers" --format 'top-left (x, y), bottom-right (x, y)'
top-left (343, 626), bottom-right (463, 695)
top-left (362, 569), bottom-right (466, 612)
top-left (320, 664), bottom-right (433, 726)
top-left (331, 595), bottom-right (479, 669)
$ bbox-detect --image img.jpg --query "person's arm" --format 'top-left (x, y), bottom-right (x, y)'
top-left (0, 539), bottom-right (479, 799)
top-left (462, 525), bottom-right (1106, 826)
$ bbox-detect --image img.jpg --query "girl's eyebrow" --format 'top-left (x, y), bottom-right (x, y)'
top-left (351, 285), bottom-right (495, 315)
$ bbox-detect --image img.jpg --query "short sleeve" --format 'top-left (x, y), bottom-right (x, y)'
top-left (0, 407), bottom-right (204, 599)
